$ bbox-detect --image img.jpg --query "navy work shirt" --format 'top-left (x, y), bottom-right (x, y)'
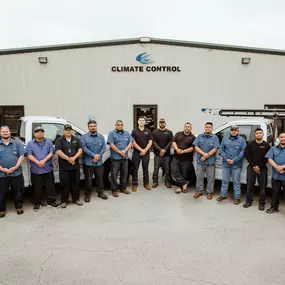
top-left (81, 132), bottom-right (106, 166)
top-left (107, 130), bottom-right (134, 160)
top-left (26, 138), bottom-right (54, 174)
top-left (265, 144), bottom-right (285, 181)
top-left (0, 138), bottom-right (26, 177)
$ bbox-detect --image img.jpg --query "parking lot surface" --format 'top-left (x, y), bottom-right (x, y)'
top-left (1, 179), bottom-right (285, 285)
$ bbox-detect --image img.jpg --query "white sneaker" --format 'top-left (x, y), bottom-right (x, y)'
top-left (182, 183), bottom-right (188, 193)
top-left (175, 187), bottom-right (182, 194)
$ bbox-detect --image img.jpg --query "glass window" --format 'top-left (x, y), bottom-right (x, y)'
top-left (216, 125), bottom-right (255, 144)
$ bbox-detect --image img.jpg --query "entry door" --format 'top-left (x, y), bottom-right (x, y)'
top-left (133, 105), bottom-right (157, 132)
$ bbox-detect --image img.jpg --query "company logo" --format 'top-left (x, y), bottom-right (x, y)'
top-left (136, 52), bottom-right (153, 64)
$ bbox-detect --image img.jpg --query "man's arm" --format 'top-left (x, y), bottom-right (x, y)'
top-left (152, 131), bottom-right (162, 152)
top-left (80, 136), bottom-right (96, 158)
top-left (99, 136), bottom-right (106, 156)
top-left (244, 143), bottom-right (255, 166)
top-left (182, 146), bottom-right (194, 153)
top-left (232, 138), bottom-right (246, 163)
top-left (56, 150), bottom-right (70, 161)
top-left (219, 139), bottom-right (228, 160)
top-left (164, 131), bottom-right (173, 151)
top-left (145, 140), bottom-right (153, 152)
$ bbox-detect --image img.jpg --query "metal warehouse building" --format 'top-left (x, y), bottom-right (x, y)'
top-left (0, 37), bottom-right (285, 135)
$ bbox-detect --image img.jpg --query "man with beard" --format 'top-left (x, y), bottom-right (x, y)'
top-left (217, 125), bottom-right (246, 205)
top-left (265, 132), bottom-right (285, 214)
top-left (0, 126), bottom-right (26, 218)
top-left (171, 122), bottom-right (196, 194)
top-left (55, 124), bottom-right (83, 208)
top-left (107, 120), bottom-right (134, 197)
top-left (131, 117), bottom-right (153, 192)
top-left (152, 118), bottom-right (173, 189)
top-left (81, 120), bottom-right (108, 202)
top-left (193, 122), bottom-right (220, 199)
top-left (243, 128), bottom-right (270, 211)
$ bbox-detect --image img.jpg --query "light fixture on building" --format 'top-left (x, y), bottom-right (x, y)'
top-left (241, 57), bottom-right (251, 65)
top-left (139, 37), bottom-right (151, 43)
top-left (38, 57), bottom-right (48, 64)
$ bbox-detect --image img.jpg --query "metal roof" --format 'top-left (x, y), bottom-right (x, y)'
top-left (1, 37), bottom-right (285, 56)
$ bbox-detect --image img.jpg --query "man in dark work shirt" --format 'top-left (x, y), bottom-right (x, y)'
top-left (243, 128), bottom-right (271, 211)
top-left (131, 117), bottom-right (153, 192)
top-left (171, 122), bottom-right (196, 194)
top-left (152, 118), bottom-right (173, 189)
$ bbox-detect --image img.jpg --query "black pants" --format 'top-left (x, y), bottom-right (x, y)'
top-left (59, 169), bottom-right (80, 202)
top-left (171, 157), bottom-right (191, 188)
top-left (111, 159), bottom-right (128, 191)
top-left (83, 164), bottom-right (104, 195)
top-left (152, 154), bottom-right (171, 184)
top-left (245, 166), bottom-right (267, 206)
top-left (31, 172), bottom-right (56, 205)
top-left (271, 178), bottom-right (285, 209)
top-left (132, 152), bottom-right (150, 185)
top-left (0, 174), bottom-right (24, 212)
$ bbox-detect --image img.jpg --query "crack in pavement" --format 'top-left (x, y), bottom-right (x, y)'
top-left (53, 245), bottom-right (130, 254)
top-left (34, 249), bottom-right (53, 285)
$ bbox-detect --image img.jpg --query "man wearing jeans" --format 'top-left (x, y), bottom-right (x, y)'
top-left (171, 122), bottom-right (196, 194)
top-left (193, 122), bottom-right (219, 200)
top-left (265, 133), bottom-right (285, 214)
top-left (217, 125), bottom-right (246, 205)
top-left (81, 120), bottom-right (107, 202)
top-left (0, 126), bottom-right (26, 218)
top-left (107, 120), bottom-right (133, 197)
top-left (152, 118), bottom-right (173, 189)
top-left (243, 128), bottom-right (270, 211)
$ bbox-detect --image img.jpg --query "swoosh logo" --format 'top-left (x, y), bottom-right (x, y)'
top-left (136, 52), bottom-right (154, 64)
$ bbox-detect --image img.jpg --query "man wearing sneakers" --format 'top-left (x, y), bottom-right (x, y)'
top-left (26, 126), bottom-right (59, 211)
top-left (193, 122), bottom-right (220, 200)
top-left (81, 120), bottom-right (108, 202)
top-left (55, 124), bottom-right (83, 208)
top-left (264, 132), bottom-right (285, 214)
top-left (131, 117), bottom-right (153, 192)
top-left (152, 118), bottom-right (173, 189)
top-left (0, 126), bottom-right (26, 218)
top-left (217, 125), bottom-right (246, 205)
top-left (243, 128), bottom-right (270, 211)
top-left (171, 122), bottom-right (196, 194)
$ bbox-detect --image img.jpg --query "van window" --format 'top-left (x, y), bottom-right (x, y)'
top-left (32, 123), bottom-right (81, 144)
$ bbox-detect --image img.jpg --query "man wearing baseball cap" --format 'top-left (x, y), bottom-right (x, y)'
top-left (55, 124), bottom-right (83, 208)
top-left (26, 126), bottom-right (59, 211)
top-left (217, 125), bottom-right (246, 205)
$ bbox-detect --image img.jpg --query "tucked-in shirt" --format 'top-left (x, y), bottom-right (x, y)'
top-left (81, 132), bottom-right (106, 166)
top-left (26, 138), bottom-right (54, 174)
top-left (265, 144), bottom-right (285, 181)
top-left (193, 133), bottom-right (220, 165)
top-left (0, 138), bottom-right (26, 177)
top-left (219, 135), bottom-right (247, 168)
top-left (107, 130), bottom-right (134, 160)
top-left (131, 128), bottom-right (152, 155)
top-left (245, 140), bottom-right (271, 169)
top-left (152, 129), bottom-right (173, 156)
top-left (173, 131), bottom-right (196, 161)
top-left (55, 136), bottom-right (82, 170)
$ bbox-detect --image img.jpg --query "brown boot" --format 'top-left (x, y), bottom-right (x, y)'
top-left (112, 191), bottom-right (119, 197)
top-left (217, 196), bottom-right (227, 202)
top-left (144, 184), bottom-right (151, 191)
top-left (120, 189), bottom-right (130, 195)
top-left (207, 193), bottom-right (213, 200)
top-left (193, 192), bottom-right (203, 198)
top-left (152, 183), bottom-right (159, 188)
top-left (132, 185), bottom-right (137, 192)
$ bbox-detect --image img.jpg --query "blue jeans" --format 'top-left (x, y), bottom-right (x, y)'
top-left (196, 163), bottom-right (215, 194)
top-left (221, 167), bottom-right (242, 199)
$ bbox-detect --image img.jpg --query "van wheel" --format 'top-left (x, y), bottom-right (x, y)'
top-left (103, 159), bottom-right (111, 189)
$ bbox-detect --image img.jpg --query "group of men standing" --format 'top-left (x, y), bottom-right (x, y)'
top-left (1, 117), bottom-right (285, 218)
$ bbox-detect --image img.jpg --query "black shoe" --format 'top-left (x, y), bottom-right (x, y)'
top-left (0, 212), bottom-right (6, 218)
top-left (259, 204), bottom-right (265, 211)
top-left (33, 204), bottom-right (41, 211)
top-left (72, 200), bottom-right (83, 206)
top-left (166, 183), bottom-right (172, 188)
top-left (98, 192), bottom-right (108, 200)
top-left (266, 207), bottom-right (279, 214)
top-left (16, 208), bottom-right (24, 215)
top-left (243, 203), bottom-right (252, 208)
top-left (47, 202), bottom-right (59, 208)
top-left (152, 183), bottom-right (159, 188)
top-left (60, 202), bottom-right (67, 208)
top-left (84, 195), bottom-right (91, 203)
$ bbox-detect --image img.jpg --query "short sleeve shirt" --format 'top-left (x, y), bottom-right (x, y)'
top-left (265, 145), bottom-right (285, 181)
top-left (173, 132), bottom-right (196, 161)
top-left (131, 128), bottom-right (152, 154)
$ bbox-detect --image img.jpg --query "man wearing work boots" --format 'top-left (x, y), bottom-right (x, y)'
top-left (265, 133), bottom-right (285, 214)
top-left (171, 122), bottom-right (196, 194)
top-left (26, 126), bottom-right (59, 211)
top-left (152, 118), bottom-right (173, 189)
top-left (217, 125), bottom-right (246, 205)
top-left (193, 122), bottom-right (220, 200)
top-left (107, 120), bottom-right (134, 197)
top-left (131, 117), bottom-right (153, 192)
top-left (55, 124), bottom-right (83, 208)
top-left (0, 126), bottom-right (26, 218)
top-left (81, 120), bottom-right (108, 202)
top-left (243, 128), bottom-right (270, 211)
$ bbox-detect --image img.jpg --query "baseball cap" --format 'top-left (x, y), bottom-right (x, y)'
top-left (230, 125), bottom-right (239, 130)
top-left (64, 124), bottom-right (73, 130)
top-left (34, 126), bottom-right (44, 132)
